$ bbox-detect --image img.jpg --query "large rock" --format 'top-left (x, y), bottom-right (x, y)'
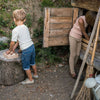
top-left (0, 49), bottom-right (25, 85)
top-left (0, 36), bottom-right (9, 43)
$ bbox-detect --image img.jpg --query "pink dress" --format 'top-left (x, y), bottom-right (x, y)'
top-left (70, 16), bottom-right (88, 39)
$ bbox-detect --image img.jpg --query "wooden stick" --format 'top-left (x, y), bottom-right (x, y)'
top-left (90, 20), bottom-right (100, 64)
top-left (71, 8), bottom-right (100, 99)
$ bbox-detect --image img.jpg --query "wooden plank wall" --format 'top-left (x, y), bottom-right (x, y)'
top-left (71, 1), bottom-right (100, 12)
top-left (43, 8), bottom-right (79, 47)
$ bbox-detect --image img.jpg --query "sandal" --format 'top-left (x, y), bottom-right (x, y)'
top-left (70, 73), bottom-right (77, 79)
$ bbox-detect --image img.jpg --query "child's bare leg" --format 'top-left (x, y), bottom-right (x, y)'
top-left (25, 69), bottom-right (33, 81)
top-left (32, 64), bottom-right (37, 75)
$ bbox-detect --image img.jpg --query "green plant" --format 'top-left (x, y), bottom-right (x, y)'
top-left (35, 47), bottom-right (62, 64)
top-left (4, 0), bottom-right (8, 3)
top-left (41, 0), bottom-right (54, 10)
top-left (33, 17), bottom-right (43, 38)
top-left (0, 42), bottom-right (8, 50)
top-left (10, 22), bottom-right (16, 29)
top-left (0, 16), bottom-right (10, 27)
top-left (25, 14), bottom-right (32, 27)
top-left (41, 0), bottom-right (72, 9)
top-left (0, 29), bottom-right (6, 36)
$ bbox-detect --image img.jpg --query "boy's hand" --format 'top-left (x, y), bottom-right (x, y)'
top-left (6, 50), bottom-right (14, 55)
top-left (10, 51), bottom-right (14, 55)
top-left (18, 49), bottom-right (22, 53)
top-left (12, 48), bottom-right (15, 53)
top-left (6, 50), bottom-right (11, 55)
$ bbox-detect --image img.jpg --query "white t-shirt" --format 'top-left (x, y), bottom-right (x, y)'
top-left (11, 24), bottom-right (33, 50)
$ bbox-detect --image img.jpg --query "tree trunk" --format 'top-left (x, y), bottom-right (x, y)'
top-left (0, 49), bottom-right (25, 86)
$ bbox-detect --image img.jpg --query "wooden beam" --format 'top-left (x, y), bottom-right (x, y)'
top-left (71, 1), bottom-right (100, 12)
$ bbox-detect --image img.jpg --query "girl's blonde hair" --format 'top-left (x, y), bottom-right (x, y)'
top-left (13, 8), bottom-right (26, 21)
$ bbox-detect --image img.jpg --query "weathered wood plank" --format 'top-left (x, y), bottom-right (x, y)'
top-left (48, 36), bottom-right (69, 46)
top-left (81, 43), bottom-right (93, 51)
top-left (50, 8), bottom-right (73, 17)
top-left (82, 38), bottom-right (93, 46)
top-left (81, 47), bottom-right (92, 55)
top-left (71, 1), bottom-right (100, 12)
top-left (43, 8), bottom-right (50, 47)
top-left (49, 23), bottom-right (72, 30)
top-left (49, 29), bottom-right (70, 37)
top-left (50, 17), bottom-right (72, 24)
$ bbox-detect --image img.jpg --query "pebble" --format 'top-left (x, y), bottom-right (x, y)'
top-left (58, 64), bottom-right (63, 67)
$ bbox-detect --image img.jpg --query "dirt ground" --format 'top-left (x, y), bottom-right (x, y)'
top-left (0, 64), bottom-right (83, 100)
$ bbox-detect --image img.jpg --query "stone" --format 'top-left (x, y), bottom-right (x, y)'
top-left (58, 64), bottom-right (64, 67)
top-left (0, 36), bottom-right (9, 43)
top-left (0, 49), bottom-right (25, 85)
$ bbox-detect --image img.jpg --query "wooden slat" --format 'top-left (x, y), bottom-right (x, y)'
top-left (43, 8), bottom-right (50, 47)
top-left (50, 8), bottom-right (73, 17)
top-left (48, 36), bottom-right (69, 46)
top-left (73, 8), bottom-right (78, 25)
top-left (49, 23), bottom-right (72, 30)
top-left (50, 17), bottom-right (72, 24)
top-left (49, 29), bottom-right (70, 37)
top-left (81, 47), bottom-right (92, 55)
top-left (82, 38), bottom-right (93, 46)
top-left (81, 43), bottom-right (93, 51)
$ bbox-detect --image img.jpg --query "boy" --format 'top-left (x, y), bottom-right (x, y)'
top-left (6, 8), bottom-right (38, 84)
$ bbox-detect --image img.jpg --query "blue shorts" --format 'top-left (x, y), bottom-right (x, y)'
top-left (21, 44), bottom-right (35, 70)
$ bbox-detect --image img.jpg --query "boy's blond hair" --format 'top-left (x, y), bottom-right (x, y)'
top-left (13, 9), bottom-right (26, 21)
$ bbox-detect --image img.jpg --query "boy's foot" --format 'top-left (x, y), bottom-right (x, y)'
top-left (32, 73), bottom-right (39, 79)
top-left (33, 75), bottom-right (39, 79)
top-left (21, 78), bottom-right (34, 85)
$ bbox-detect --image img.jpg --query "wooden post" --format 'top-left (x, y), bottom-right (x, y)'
top-left (43, 8), bottom-right (50, 47)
